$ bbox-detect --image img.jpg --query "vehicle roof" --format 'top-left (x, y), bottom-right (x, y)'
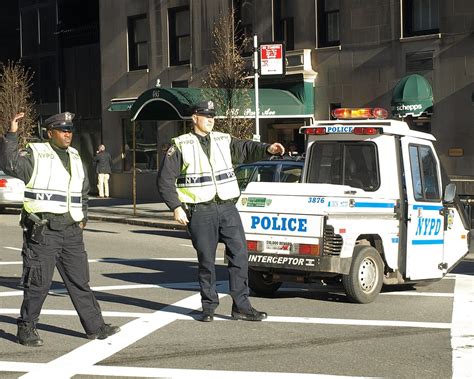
top-left (238, 157), bottom-right (304, 166)
top-left (300, 119), bottom-right (436, 141)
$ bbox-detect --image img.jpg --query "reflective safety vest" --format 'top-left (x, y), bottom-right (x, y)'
top-left (24, 142), bottom-right (85, 222)
top-left (173, 132), bottom-right (240, 203)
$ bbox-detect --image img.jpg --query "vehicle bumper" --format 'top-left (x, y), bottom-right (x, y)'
top-left (248, 252), bottom-right (351, 275)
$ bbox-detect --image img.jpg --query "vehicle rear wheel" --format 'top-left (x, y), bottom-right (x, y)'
top-left (342, 245), bottom-right (384, 304)
top-left (248, 268), bottom-right (282, 296)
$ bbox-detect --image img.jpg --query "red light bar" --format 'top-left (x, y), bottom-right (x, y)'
top-left (0, 179), bottom-right (7, 188)
top-left (332, 107), bottom-right (388, 120)
top-left (303, 127), bottom-right (326, 135)
top-left (353, 127), bottom-right (379, 135)
top-left (372, 107), bottom-right (388, 119)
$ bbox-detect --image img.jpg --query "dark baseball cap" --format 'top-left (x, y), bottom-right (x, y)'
top-left (192, 101), bottom-right (216, 117)
top-left (44, 112), bottom-right (75, 131)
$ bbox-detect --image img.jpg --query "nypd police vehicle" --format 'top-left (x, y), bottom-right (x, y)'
top-left (237, 108), bottom-right (472, 303)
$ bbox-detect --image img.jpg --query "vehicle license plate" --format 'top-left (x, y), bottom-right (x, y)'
top-left (265, 241), bottom-right (292, 254)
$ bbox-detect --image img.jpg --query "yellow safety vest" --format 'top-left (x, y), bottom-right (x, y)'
top-left (173, 132), bottom-right (240, 203)
top-left (24, 142), bottom-right (85, 222)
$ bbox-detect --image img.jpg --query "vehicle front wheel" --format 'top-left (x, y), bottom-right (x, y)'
top-left (248, 268), bottom-right (282, 297)
top-left (342, 245), bottom-right (384, 304)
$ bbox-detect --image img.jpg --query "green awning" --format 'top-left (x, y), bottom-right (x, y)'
top-left (128, 87), bottom-right (313, 121)
top-left (107, 98), bottom-right (136, 112)
top-left (391, 74), bottom-right (433, 118)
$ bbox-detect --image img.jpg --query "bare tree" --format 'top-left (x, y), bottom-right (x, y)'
top-left (0, 60), bottom-right (36, 148)
top-left (203, 11), bottom-right (254, 139)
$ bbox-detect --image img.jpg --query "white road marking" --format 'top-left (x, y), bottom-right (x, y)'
top-left (0, 362), bottom-right (371, 378)
top-left (18, 289), bottom-right (227, 379)
top-left (0, 281), bottom-right (206, 297)
top-left (451, 274), bottom-right (474, 378)
top-left (0, 308), bottom-right (452, 330)
top-left (0, 256), bottom-right (224, 265)
top-left (3, 246), bottom-right (21, 251)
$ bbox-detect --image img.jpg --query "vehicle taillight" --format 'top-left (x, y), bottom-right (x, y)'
top-left (302, 127), bottom-right (327, 135)
top-left (247, 240), bottom-right (263, 252)
top-left (296, 244), bottom-right (320, 256)
top-left (353, 127), bottom-right (379, 135)
top-left (0, 179), bottom-right (7, 188)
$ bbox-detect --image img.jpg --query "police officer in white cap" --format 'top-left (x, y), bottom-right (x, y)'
top-left (157, 100), bottom-right (285, 322)
top-left (0, 112), bottom-right (120, 346)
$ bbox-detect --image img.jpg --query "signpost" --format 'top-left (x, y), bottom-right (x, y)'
top-left (253, 36), bottom-right (286, 141)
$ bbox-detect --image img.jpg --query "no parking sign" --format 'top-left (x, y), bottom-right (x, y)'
top-left (259, 42), bottom-right (286, 77)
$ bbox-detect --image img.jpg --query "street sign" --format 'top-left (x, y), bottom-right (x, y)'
top-left (259, 42), bottom-right (286, 77)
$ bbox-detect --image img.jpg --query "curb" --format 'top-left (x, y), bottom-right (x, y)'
top-left (87, 214), bottom-right (186, 230)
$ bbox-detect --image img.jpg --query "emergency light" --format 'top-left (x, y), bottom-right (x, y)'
top-left (331, 107), bottom-right (388, 120)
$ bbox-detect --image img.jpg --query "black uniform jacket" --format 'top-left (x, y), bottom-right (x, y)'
top-left (157, 131), bottom-right (271, 211)
top-left (0, 132), bottom-right (89, 223)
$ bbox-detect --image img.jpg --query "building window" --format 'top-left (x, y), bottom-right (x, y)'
top-left (233, 0), bottom-right (253, 56)
top-left (128, 14), bottom-right (148, 71)
top-left (318, 0), bottom-right (340, 48)
top-left (403, 0), bottom-right (439, 37)
top-left (273, 1), bottom-right (294, 51)
top-left (169, 6), bottom-right (190, 66)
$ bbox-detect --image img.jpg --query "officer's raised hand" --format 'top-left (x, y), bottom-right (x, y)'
top-left (10, 112), bottom-right (25, 133)
top-left (174, 206), bottom-right (189, 225)
top-left (267, 142), bottom-right (285, 155)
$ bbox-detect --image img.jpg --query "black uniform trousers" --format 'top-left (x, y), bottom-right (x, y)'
top-left (187, 201), bottom-right (252, 312)
top-left (19, 223), bottom-right (104, 334)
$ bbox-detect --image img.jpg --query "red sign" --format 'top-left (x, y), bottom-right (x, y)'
top-left (259, 43), bottom-right (285, 77)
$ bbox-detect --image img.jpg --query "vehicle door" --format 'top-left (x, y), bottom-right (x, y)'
top-left (401, 137), bottom-right (444, 280)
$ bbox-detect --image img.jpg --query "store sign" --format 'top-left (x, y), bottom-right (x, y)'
top-left (259, 43), bottom-right (286, 77)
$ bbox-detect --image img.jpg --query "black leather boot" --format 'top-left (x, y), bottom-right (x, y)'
top-left (17, 321), bottom-right (44, 347)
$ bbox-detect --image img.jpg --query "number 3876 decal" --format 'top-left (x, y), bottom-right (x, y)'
top-left (308, 197), bottom-right (325, 204)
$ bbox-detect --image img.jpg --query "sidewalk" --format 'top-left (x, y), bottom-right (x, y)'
top-left (87, 197), bottom-right (185, 230)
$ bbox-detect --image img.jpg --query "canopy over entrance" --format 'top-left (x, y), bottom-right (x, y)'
top-left (110, 87), bottom-right (313, 121)
top-left (391, 74), bottom-right (433, 118)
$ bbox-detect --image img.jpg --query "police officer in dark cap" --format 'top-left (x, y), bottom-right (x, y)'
top-left (0, 111), bottom-right (120, 346)
top-left (157, 99), bottom-right (285, 322)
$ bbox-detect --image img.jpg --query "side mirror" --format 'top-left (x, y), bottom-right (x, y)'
top-left (443, 183), bottom-right (456, 204)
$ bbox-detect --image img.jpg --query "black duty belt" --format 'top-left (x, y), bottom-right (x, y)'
top-left (185, 196), bottom-right (234, 208)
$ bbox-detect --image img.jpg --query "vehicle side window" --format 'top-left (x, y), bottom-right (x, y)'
top-left (280, 165), bottom-right (302, 183)
top-left (255, 165), bottom-right (276, 182)
top-left (307, 142), bottom-right (379, 191)
top-left (235, 165), bottom-right (256, 189)
top-left (408, 144), bottom-right (440, 201)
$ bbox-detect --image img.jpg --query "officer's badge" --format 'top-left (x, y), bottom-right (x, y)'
top-left (208, 101), bottom-right (214, 110)
top-left (167, 146), bottom-right (176, 157)
top-left (65, 112), bottom-right (72, 121)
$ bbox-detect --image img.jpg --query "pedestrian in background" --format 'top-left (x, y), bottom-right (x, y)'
top-left (0, 112), bottom-right (120, 347)
top-left (157, 100), bottom-right (285, 322)
top-left (93, 144), bottom-right (112, 198)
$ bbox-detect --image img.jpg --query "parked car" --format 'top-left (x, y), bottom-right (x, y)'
top-left (0, 170), bottom-right (25, 212)
top-left (234, 155), bottom-right (304, 191)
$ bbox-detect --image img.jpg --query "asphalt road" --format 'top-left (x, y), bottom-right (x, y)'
top-left (0, 214), bottom-right (473, 379)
